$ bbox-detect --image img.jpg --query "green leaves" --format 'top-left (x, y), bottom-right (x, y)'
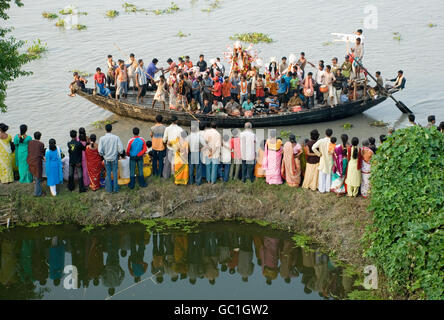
top-left (366, 126), bottom-right (444, 299)
top-left (0, 0), bottom-right (32, 112)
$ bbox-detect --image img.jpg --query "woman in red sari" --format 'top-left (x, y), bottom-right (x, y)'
top-left (85, 134), bottom-right (103, 191)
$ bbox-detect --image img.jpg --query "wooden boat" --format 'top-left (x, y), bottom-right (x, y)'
top-left (77, 88), bottom-right (388, 128)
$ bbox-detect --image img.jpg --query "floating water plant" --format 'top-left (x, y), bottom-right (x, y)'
top-left (202, 0), bottom-right (222, 12)
top-left (428, 23), bottom-right (437, 28)
top-left (42, 12), bottom-right (58, 19)
top-left (393, 32), bottom-right (402, 41)
top-left (342, 123), bottom-right (353, 130)
top-left (152, 2), bottom-right (180, 15)
top-left (370, 120), bottom-right (389, 127)
top-left (122, 2), bottom-right (146, 13)
top-left (59, 7), bottom-right (87, 16)
top-left (91, 120), bottom-right (117, 129)
top-left (323, 41), bottom-right (334, 46)
top-left (68, 70), bottom-right (92, 77)
top-left (176, 30), bottom-right (190, 38)
top-left (72, 24), bottom-right (87, 31)
top-left (55, 19), bottom-right (65, 27)
top-left (26, 39), bottom-right (48, 60)
top-left (229, 32), bottom-right (273, 44)
top-left (105, 10), bottom-right (119, 18)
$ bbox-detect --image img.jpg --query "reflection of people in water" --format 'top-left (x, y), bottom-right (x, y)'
top-left (128, 230), bottom-right (148, 283)
top-left (279, 240), bottom-right (297, 283)
top-left (301, 250), bottom-right (316, 294)
top-left (71, 236), bottom-right (88, 288)
top-left (151, 233), bottom-right (165, 284)
top-left (173, 234), bottom-right (188, 279)
top-left (0, 239), bottom-right (20, 286)
top-left (238, 234), bottom-right (254, 282)
top-left (19, 240), bottom-right (34, 283)
top-left (101, 234), bottom-right (124, 297)
top-left (164, 234), bottom-right (178, 282)
top-left (49, 237), bottom-right (65, 287)
top-left (253, 235), bottom-right (263, 267)
top-left (187, 233), bottom-right (204, 285)
top-left (87, 236), bottom-right (104, 287)
top-left (203, 232), bottom-right (219, 285)
top-left (217, 231), bottom-right (231, 273)
top-left (32, 238), bottom-right (49, 286)
top-left (261, 237), bottom-right (280, 285)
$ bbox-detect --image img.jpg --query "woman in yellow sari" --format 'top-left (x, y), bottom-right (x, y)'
top-left (171, 131), bottom-right (189, 185)
top-left (0, 123), bottom-right (14, 184)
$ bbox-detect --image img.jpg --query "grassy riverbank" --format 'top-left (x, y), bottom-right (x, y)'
top-left (1, 177), bottom-right (393, 299)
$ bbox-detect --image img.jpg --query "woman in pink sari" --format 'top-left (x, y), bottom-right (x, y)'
top-left (331, 134), bottom-right (349, 195)
top-left (360, 140), bottom-right (374, 198)
top-left (262, 131), bottom-right (283, 185)
top-left (281, 134), bottom-right (302, 187)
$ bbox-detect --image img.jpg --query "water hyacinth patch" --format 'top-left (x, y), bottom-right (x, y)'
top-left (91, 120), bottom-right (117, 129)
top-left (105, 10), bottom-right (119, 18)
top-left (428, 23), bottom-right (437, 28)
top-left (370, 120), bottom-right (389, 127)
top-left (42, 12), bottom-right (58, 19)
top-left (229, 32), bottom-right (273, 44)
top-left (342, 123), bottom-right (353, 130)
top-left (122, 2), bottom-right (146, 13)
top-left (176, 30), bottom-right (190, 38)
top-left (26, 39), bottom-right (48, 60)
top-left (201, 0), bottom-right (222, 12)
top-left (59, 7), bottom-right (87, 16)
top-left (72, 24), bottom-right (87, 31)
top-left (152, 2), bottom-right (180, 15)
top-left (393, 32), bottom-right (402, 41)
top-left (55, 19), bottom-right (65, 27)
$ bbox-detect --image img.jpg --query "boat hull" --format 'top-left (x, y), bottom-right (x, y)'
top-left (78, 90), bottom-right (387, 128)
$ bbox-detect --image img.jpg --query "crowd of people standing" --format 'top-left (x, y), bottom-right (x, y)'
top-left (2, 116), bottom-right (442, 198)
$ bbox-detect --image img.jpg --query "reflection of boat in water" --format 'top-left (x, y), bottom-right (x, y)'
top-left (78, 88), bottom-right (388, 128)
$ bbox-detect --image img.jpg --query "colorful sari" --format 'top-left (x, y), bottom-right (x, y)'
top-left (0, 134), bottom-right (14, 183)
top-left (330, 144), bottom-right (347, 194)
top-left (86, 146), bottom-right (103, 191)
top-left (281, 141), bottom-right (302, 187)
top-left (254, 147), bottom-right (266, 178)
top-left (345, 146), bottom-right (362, 197)
top-left (13, 135), bottom-right (33, 183)
top-left (360, 147), bottom-right (374, 198)
top-left (262, 139), bottom-right (283, 185)
top-left (173, 138), bottom-right (189, 185)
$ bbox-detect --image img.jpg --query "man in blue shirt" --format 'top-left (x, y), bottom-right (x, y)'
top-left (126, 127), bottom-right (148, 189)
top-left (146, 58), bottom-right (161, 91)
top-left (276, 77), bottom-right (289, 109)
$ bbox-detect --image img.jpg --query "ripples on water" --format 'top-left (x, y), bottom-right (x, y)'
top-left (2, 0), bottom-right (444, 148)
top-left (0, 222), bottom-right (357, 300)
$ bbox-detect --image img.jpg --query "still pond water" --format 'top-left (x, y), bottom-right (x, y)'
top-left (0, 222), bottom-right (355, 300)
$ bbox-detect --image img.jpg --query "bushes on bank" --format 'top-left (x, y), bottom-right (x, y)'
top-left (365, 126), bottom-right (444, 299)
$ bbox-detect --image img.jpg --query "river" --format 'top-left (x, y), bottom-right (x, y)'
top-left (1, 0), bottom-right (444, 149)
top-left (0, 221), bottom-right (356, 300)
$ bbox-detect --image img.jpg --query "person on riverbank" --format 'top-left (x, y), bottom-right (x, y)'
top-left (187, 122), bottom-right (206, 186)
top-left (254, 140), bottom-right (266, 179)
top-left (78, 128), bottom-right (90, 188)
top-left (426, 115), bottom-right (436, 129)
top-left (172, 131), bottom-right (189, 185)
top-left (312, 129), bottom-right (334, 193)
top-left (360, 140), bottom-right (374, 198)
top-left (162, 116), bottom-right (184, 179)
top-left (98, 124), bottom-right (124, 193)
top-left (126, 127), bottom-right (148, 189)
top-left (94, 67), bottom-right (112, 98)
top-left (203, 121), bottom-right (221, 184)
top-left (0, 123), bottom-right (14, 184)
top-left (345, 137), bottom-right (362, 197)
top-left (26, 131), bottom-right (45, 196)
top-left (240, 122), bottom-right (256, 183)
top-left (45, 139), bottom-right (63, 197)
top-left (150, 115), bottom-right (166, 177)
top-left (262, 130), bottom-right (283, 185)
top-left (85, 134), bottom-right (103, 191)
top-left (302, 129), bottom-right (320, 191)
top-left (14, 124), bottom-right (33, 184)
top-left (229, 128), bottom-right (242, 180)
top-left (220, 133), bottom-right (232, 182)
top-left (331, 134), bottom-right (348, 195)
top-left (281, 134), bottom-right (302, 187)
top-left (67, 130), bottom-right (87, 193)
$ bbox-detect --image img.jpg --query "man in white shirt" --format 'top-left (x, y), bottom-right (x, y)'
top-left (312, 128), bottom-right (334, 193)
top-left (314, 62), bottom-right (326, 104)
top-left (126, 53), bottom-right (138, 93)
top-left (323, 65), bottom-right (336, 107)
top-left (239, 122), bottom-right (256, 183)
top-left (187, 121), bottom-right (207, 185)
top-left (203, 121), bottom-right (221, 184)
top-left (162, 116), bottom-right (183, 178)
top-left (135, 59), bottom-right (148, 104)
top-left (98, 123), bottom-right (124, 193)
top-left (279, 57), bottom-right (288, 75)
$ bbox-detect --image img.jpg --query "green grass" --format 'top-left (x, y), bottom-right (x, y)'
top-left (229, 32), bottom-right (274, 44)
